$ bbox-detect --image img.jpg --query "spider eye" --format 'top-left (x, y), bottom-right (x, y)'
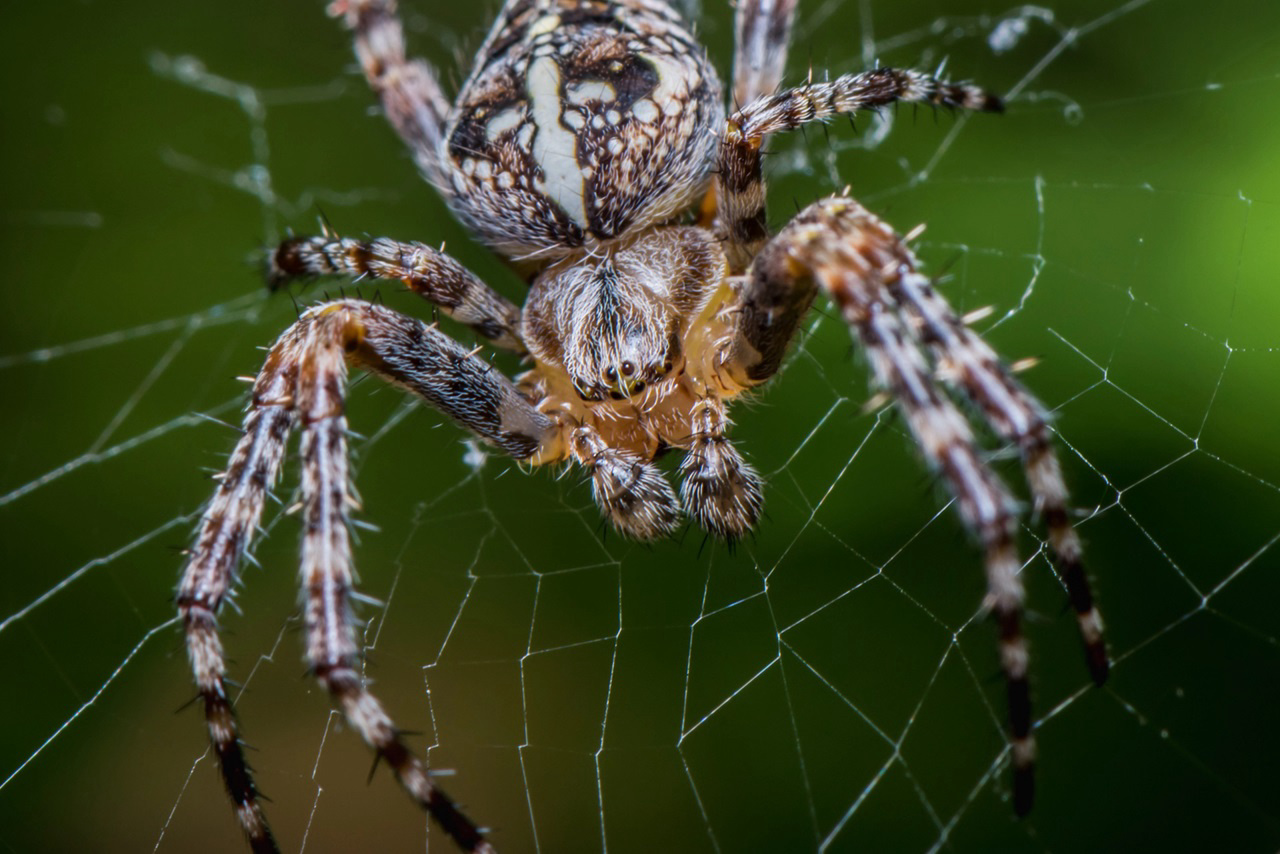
top-left (620, 361), bottom-right (635, 377)
top-left (662, 358), bottom-right (673, 374)
top-left (632, 380), bottom-right (646, 393)
top-left (604, 366), bottom-right (618, 383)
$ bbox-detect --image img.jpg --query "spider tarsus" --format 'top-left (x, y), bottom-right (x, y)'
top-left (1012, 763), bottom-right (1035, 817)
top-left (1085, 641), bottom-right (1111, 686)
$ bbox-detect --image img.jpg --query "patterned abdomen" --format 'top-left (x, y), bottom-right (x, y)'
top-left (443, 0), bottom-right (723, 258)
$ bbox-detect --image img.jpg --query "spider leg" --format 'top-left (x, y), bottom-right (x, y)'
top-left (889, 264), bottom-right (1109, 686)
top-left (716, 68), bottom-right (1003, 271)
top-left (570, 424), bottom-right (681, 541)
top-left (732, 0), bottom-right (798, 108)
top-left (718, 247), bottom-right (821, 390)
top-left (271, 234), bottom-right (525, 350)
top-left (329, 0), bottom-right (452, 187)
top-left (679, 396), bottom-right (763, 542)
top-left (742, 196), bottom-right (1107, 815)
top-left (179, 403), bottom-right (293, 853)
top-left (180, 299), bottom-right (557, 853)
top-left (694, 0), bottom-right (798, 228)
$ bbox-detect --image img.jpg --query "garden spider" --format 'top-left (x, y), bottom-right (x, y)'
top-left (177, 0), bottom-right (1109, 850)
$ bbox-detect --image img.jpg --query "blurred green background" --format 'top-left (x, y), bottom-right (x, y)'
top-left (3, 0), bottom-right (1278, 851)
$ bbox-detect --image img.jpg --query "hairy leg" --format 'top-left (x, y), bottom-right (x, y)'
top-left (178, 299), bottom-right (555, 852)
top-left (569, 423), bottom-right (681, 541)
top-left (889, 268), bottom-right (1108, 685)
top-left (732, 0), bottom-right (797, 107)
top-left (717, 68), bottom-right (1002, 270)
top-left (272, 233), bottom-right (525, 350)
top-left (680, 396), bottom-right (763, 542)
top-left (742, 195), bottom-right (1107, 814)
top-left (179, 398), bottom-right (293, 853)
top-left (329, 0), bottom-right (452, 186)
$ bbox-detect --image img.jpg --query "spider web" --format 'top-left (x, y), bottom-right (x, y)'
top-left (3, 0), bottom-right (1279, 851)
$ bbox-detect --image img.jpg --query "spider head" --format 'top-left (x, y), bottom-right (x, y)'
top-left (547, 259), bottom-right (680, 403)
top-left (577, 332), bottom-right (682, 402)
top-left (523, 229), bottom-right (726, 404)
top-left (519, 229), bottom-right (721, 407)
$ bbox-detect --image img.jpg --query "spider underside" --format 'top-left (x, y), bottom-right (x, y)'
top-left (176, 1), bottom-right (1109, 851)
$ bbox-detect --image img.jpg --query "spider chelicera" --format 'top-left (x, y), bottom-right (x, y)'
top-left (176, 1), bottom-right (1109, 850)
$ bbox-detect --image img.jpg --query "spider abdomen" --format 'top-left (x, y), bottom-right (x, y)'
top-left (442, 0), bottom-right (724, 258)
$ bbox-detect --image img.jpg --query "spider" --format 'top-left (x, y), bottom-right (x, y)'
top-left (177, 0), bottom-right (1110, 850)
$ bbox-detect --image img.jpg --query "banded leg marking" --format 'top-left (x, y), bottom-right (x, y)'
top-left (749, 196), bottom-right (1064, 813)
top-left (889, 272), bottom-right (1108, 685)
top-left (717, 68), bottom-right (1003, 270)
top-left (291, 314), bottom-right (496, 851)
top-left (329, 0), bottom-right (451, 185)
top-left (180, 299), bottom-right (558, 852)
top-left (679, 396), bottom-right (763, 542)
top-left (179, 397), bottom-right (294, 853)
top-left (732, 0), bottom-right (798, 107)
top-left (272, 234), bottom-right (525, 350)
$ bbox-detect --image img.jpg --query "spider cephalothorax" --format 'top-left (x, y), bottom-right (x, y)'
top-left (522, 227), bottom-right (726, 406)
top-left (179, 2), bottom-right (1109, 851)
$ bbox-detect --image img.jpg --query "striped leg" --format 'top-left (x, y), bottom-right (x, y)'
top-left (179, 398), bottom-right (294, 853)
top-left (328, 0), bottom-right (452, 186)
top-left (732, 0), bottom-right (797, 108)
top-left (712, 0), bottom-right (796, 233)
top-left (271, 234), bottom-right (525, 350)
top-left (744, 196), bottom-right (1109, 815)
top-left (570, 424), bottom-right (681, 542)
top-left (716, 68), bottom-right (1003, 271)
top-left (889, 269), bottom-right (1109, 685)
top-left (178, 300), bottom-right (556, 852)
top-left (679, 396), bottom-right (763, 542)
